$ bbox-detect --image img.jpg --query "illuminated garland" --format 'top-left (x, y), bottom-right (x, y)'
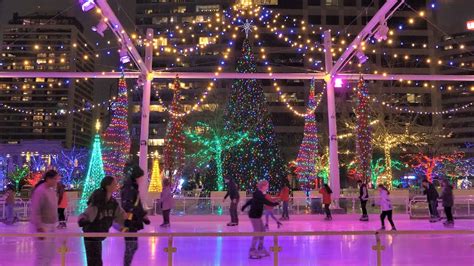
top-left (186, 121), bottom-right (252, 191)
top-left (272, 81), bottom-right (325, 117)
top-left (354, 77), bottom-right (373, 183)
top-left (163, 76), bottom-right (186, 182)
top-left (223, 38), bottom-right (287, 191)
top-left (295, 79), bottom-right (319, 187)
top-left (0, 98), bottom-right (115, 116)
top-left (78, 133), bottom-right (106, 213)
top-left (102, 78), bottom-right (131, 182)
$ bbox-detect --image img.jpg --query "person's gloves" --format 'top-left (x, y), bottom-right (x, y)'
top-left (143, 216), bottom-right (151, 225)
top-left (78, 218), bottom-right (90, 228)
top-left (124, 219), bottom-right (132, 228)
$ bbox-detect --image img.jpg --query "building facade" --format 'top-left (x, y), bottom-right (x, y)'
top-left (0, 13), bottom-right (96, 148)
top-left (437, 31), bottom-right (474, 157)
top-left (133, 0), bottom-right (439, 163)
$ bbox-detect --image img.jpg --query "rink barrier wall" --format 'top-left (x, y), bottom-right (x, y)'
top-left (1, 229), bottom-right (473, 266)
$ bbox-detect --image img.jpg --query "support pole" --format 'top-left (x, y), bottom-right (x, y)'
top-left (324, 31), bottom-right (341, 200)
top-left (138, 29), bottom-right (154, 206)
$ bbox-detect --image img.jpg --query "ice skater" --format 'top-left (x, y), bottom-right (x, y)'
top-left (241, 180), bottom-right (279, 259)
top-left (279, 183), bottom-right (290, 221)
top-left (440, 179), bottom-right (454, 227)
top-left (57, 181), bottom-right (68, 229)
top-left (357, 180), bottom-right (369, 221)
top-left (264, 193), bottom-right (282, 229)
top-left (160, 178), bottom-right (174, 228)
top-left (121, 166), bottom-right (151, 266)
top-left (223, 177), bottom-right (240, 226)
top-left (422, 179), bottom-right (441, 222)
top-left (373, 184), bottom-right (396, 231)
top-left (319, 184), bottom-right (332, 220)
top-left (78, 176), bottom-right (126, 266)
top-left (30, 169), bottom-right (60, 266)
top-left (2, 184), bottom-right (17, 225)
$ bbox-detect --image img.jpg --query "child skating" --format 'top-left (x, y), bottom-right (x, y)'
top-left (373, 184), bottom-right (396, 231)
top-left (242, 180), bottom-right (279, 259)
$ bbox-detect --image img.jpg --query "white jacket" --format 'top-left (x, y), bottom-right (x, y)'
top-left (377, 190), bottom-right (392, 211)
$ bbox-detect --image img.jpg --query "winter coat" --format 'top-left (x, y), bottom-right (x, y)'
top-left (121, 178), bottom-right (148, 232)
top-left (279, 186), bottom-right (290, 202)
top-left (160, 186), bottom-right (174, 211)
top-left (377, 190), bottom-right (392, 211)
top-left (79, 190), bottom-right (125, 241)
top-left (57, 184), bottom-right (68, 209)
top-left (423, 184), bottom-right (439, 202)
top-left (440, 185), bottom-right (454, 208)
top-left (224, 180), bottom-right (240, 201)
top-left (319, 188), bottom-right (332, 205)
top-left (242, 189), bottom-right (279, 219)
top-left (30, 183), bottom-right (58, 229)
top-left (264, 194), bottom-right (277, 210)
top-left (359, 184), bottom-right (369, 201)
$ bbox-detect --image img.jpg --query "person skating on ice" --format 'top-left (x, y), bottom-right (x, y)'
top-left (357, 180), bottom-right (369, 221)
top-left (241, 180), bottom-right (279, 259)
top-left (223, 177), bottom-right (240, 226)
top-left (373, 184), bottom-right (396, 231)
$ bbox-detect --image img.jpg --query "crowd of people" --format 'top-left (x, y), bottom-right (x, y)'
top-left (0, 168), bottom-right (457, 264)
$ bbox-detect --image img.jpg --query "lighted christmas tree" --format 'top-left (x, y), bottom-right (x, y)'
top-left (223, 38), bottom-right (287, 191)
top-left (148, 152), bottom-right (163, 192)
top-left (354, 77), bottom-right (373, 183)
top-left (78, 121), bottom-right (106, 213)
top-left (163, 76), bottom-right (185, 182)
top-left (295, 79), bottom-right (319, 187)
top-left (186, 121), bottom-right (252, 191)
top-left (102, 78), bottom-right (130, 182)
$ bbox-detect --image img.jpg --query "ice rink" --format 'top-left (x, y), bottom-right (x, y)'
top-left (0, 214), bottom-right (473, 266)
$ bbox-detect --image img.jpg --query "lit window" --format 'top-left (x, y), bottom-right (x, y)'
top-left (148, 139), bottom-right (165, 146)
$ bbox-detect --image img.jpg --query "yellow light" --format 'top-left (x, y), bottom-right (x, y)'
top-left (95, 120), bottom-right (101, 131)
top-left (408, 18), bottom-right (414, 24)
top-left (460, 44), bottom-right (465, 49)
top-left (419, 11), bottom-right (425, 17)
top-left (34, 45), bottom-right (40, 50)
top-left (83, 55), bottom-right (89, 60)
top-left (470, 86), bottom-right (474, 92)
top-left (23, 60), bottom-right (29, 65)
top-left (437, 60), bottom-right (442, 65)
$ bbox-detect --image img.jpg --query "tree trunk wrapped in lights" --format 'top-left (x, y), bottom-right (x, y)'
top-left (354, 77), bottom-right (373, 183)
top-left (102, 78), bottom-right (131, 182)
top-left (223, 39), bottom-right (287, 191)
top-left (296, 79), bottom-right (319, 188)
top-left (163, 76), bottom-right (185, 182)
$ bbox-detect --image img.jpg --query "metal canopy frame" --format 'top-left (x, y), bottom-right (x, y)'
top-left (1, 0), bottom-right (471, 199)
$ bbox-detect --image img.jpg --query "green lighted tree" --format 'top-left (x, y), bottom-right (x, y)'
top-left (78, 123), bottom-right (105, 213)
top-left (186, 121), bottom-right (251, 191)
top-left (9, 165), bottom-right (29, 191)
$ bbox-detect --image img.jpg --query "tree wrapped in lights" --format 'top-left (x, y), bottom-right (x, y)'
top-left (295, 79), bottom-right (319, 187)
top-left (148, 152), bottom-right (163, 192)
top-left (163, 76), bottom-right (186, 182)
top-left (406, 152), bottom-right (464, 182)
top-left (186, 121), bottom-right (251, 191)
top-left (354, 77), bottom-right (373, 183)
top-left (102, 78), bottom-right (131, 182)
top-left (349, 157), bottom-right (406, 188)
top-left (9, 165), bottom-right (29, 191)
top-left (223, 39), bottom-right (287, 191)
top-left (315, 146), bottom-right (329, 186)
top-left (52, 147), bottom-right (88, 188)
top-left (78, 122), bottom-right (106, 213)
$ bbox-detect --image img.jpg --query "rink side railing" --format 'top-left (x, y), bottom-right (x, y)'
top-left (2, 195), bottom-right (474, 220)
top-left (1, 230), bottom-right (473, 266)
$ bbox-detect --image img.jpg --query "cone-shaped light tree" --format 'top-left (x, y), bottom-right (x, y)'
top-left (223, 38), bottom-right (287, 191)
top-left (295, 79), bottom-right (319, 187)
top-left (78, 120), bottom-right (106, 213)
top-left (102, 78), bottom-right (131, 182)
top-left (163, 76), bottom-right (186, 182)
top-left (148, 152), bottom-right (163, 192)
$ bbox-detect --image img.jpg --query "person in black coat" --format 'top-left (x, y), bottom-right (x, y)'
top-left (422, 179), bottom-right (441, 222)
top-left (440, 179), bottom-right (454, 226)
top-left (357, 180), bottom-right (369, 221)
top-left (121, 166), bottom-right (150, 266)
top-left (78, 176), bottom-right (126, 266)
top-left (241, 180), bottom-right (279, 259)
top-left (223, 178), bottom-right (240, 226)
